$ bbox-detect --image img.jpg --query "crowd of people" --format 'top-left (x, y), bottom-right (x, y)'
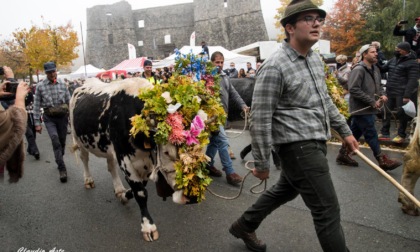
top-left (1, 0), bottom-right (419, 250)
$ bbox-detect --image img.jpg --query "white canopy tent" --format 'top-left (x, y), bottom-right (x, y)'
top-left (153, 46), bottom-right (257, 72)
top-left (70, 64), bottom-right (105, 79)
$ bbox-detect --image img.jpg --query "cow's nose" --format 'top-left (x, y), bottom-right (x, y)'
top-left (186, 196), bottom-right (198, 204)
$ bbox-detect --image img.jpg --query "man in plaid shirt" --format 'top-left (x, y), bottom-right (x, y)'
top-left (33, 62), bottom-right (71, 183)
top-left (229, 1), bottom-right (359, 251)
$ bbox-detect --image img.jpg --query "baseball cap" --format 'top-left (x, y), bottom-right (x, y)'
top-left (44, 62), bottom-right (56, 73)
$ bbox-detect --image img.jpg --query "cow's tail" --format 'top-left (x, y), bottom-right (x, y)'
top-left (70, 138), bottom-right (80, 165)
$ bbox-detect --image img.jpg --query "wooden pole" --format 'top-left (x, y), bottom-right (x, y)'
top-left (331, 130), bottom-right (420, 208)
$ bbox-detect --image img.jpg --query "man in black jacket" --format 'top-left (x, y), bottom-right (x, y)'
top-left (378, 42), bottom-right (419, 143)
top-left (393, 17), bottom-right (420, 60)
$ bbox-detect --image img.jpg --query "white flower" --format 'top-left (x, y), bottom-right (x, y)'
top-left (161, 91), bottom-right (173, 104)
top-left (193, 96), bottom-right (202, 104)
top-left (196, 109), bottom-right (208, 121)
top-left (167, 103), bottom-right (182, 114)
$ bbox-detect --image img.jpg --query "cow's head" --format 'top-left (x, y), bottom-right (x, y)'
top-left (149, 143), bottom-right (198, 205)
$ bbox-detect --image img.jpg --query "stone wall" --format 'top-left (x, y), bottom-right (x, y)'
top-left (132, 4), bottom-right (195, 60)
top-left (86, 1), bottom-right (137, 69)
top-left (86, 0), bottom-right (269, 69)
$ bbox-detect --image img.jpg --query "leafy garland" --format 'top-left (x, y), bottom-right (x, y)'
top-left (130, 49), bottom-right (226, 202)
top-left (324, 63), bottom-right (349, 118)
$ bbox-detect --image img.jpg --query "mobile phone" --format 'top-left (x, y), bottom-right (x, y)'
top-left (5, 82), bottom-right (19, 93)
top-left (400, 20), bottom-right (409, 24)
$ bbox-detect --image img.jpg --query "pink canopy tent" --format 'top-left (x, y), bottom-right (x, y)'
top-left (109, 57), bottom-right (147, 73)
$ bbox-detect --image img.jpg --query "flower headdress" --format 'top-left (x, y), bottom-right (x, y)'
top-left (130, 49), bottom-right (226, 202)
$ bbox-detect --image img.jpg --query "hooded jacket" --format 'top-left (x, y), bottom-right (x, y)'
top-left (380, 52), bottom-right (419, 98)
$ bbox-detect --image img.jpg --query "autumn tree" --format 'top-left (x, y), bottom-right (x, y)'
top-left (274, 0), bottom-right (324, 41)
top-left (0, 21), bottom-right (79, 81)
top-left (321, 0), bottom-right (366, 56)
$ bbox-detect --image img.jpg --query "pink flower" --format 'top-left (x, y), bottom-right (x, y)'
top-left (169, 128), bottom-right (185, 145)
top-left (182, 116), bottom-right (205, 146)
top-left (166, 112), bottom-right (184, 130)
top-left (192, 115), bottom-right (204, 131)
top-left (183, 130), bottom-right (199, 146)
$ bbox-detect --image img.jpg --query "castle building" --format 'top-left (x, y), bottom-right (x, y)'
top-left (86, 0), bottom-right (268, 69)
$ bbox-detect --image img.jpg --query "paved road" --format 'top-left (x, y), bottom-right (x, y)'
top-left (1, 126), bottom-right (419, 252)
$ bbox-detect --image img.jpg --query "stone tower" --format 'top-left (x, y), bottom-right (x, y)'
top-left (86, 0), bottom-right (268, 69)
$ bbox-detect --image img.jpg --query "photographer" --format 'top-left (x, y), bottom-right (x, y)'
top-left (0, 74), bottom-right (31, 182)
top-left (393, 17), bottom-right (420, 61)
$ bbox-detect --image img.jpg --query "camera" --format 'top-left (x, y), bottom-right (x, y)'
top-left (399, 20), bottom-right (409, 24)
top-left (0, 67), bottom-right (4, 75)
top-left (5, 82), bottom-right (19, 94)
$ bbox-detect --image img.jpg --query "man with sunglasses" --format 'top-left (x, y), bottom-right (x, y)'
top-left (228, 1), bottom-right (358, 251)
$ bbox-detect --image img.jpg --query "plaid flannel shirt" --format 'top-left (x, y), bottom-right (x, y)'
top-left (250, 41), bottom-right (352, 171)
top-left (33, 78), bottom-right (70, 126)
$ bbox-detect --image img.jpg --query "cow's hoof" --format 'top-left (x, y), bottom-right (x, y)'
top-left (84, 180), bottom-right (95, 189)
top-left (143, 230), bottom-right (159, 241)
top-left (116, 189), bottom-right (132, 205)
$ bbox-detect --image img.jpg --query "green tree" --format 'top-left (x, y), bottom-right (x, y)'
top-left (360, 0), bottom-right (420, 58)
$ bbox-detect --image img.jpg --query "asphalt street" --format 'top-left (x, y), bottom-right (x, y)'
top-left (1, 123), bottom-right (419, 252)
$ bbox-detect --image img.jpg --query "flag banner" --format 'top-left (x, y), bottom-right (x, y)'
top-left (190, 31), bottom-right (196, 47)
top-left (128, 43), bottom-right (136, 59)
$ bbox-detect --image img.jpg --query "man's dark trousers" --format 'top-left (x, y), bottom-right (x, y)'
top-left (240, 140), bottom-right (348, 252)
top-left (43, 114), bottom-right (68, 171)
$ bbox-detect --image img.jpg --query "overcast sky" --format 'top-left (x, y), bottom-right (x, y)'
top-left (0, 0), bottom-right (334, 40)
top-left (0, 0), bottom-right (334, 68)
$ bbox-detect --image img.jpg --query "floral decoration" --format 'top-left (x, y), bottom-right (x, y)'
top-left (324, 63), bottom-right (349, 118)
top-left (130, 49), bottom-right (226, 202)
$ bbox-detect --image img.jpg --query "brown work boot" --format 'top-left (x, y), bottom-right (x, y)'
top-left (336, 147), bottom-right (358, 167)
top-left (207, 166), bottom-right (222, 177)
top-left (376, 154), bottom-right (402, 171)
top-left (226, 173), bottom-right (243, 186)
top-left (229, 220), bottom-right (266, 252)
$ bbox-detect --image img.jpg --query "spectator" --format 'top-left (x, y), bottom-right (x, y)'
top-left (246, 69), bottom-right (256, 78)
top-left (378, 42), bottom-right (419, 143)
top-left (226, 62), bottom-right (238, 78)
top-left (25, 91), bottom-right (40, 160)
top-left (246, 62), bottom-right (254, 74)
top-left (201, 41), bottom-right (209, 56)
top-left (371, 41), bottom-right (387, 80)
top-left (0, 77), bottom-right (31, 182)
top-left (256, 62), bottom-right (262, 71)
top-left (238, 68), bottom-right (246, 78)
top-left (393, 17), bottom-right (420, 61)
top-left (33, 62), bottom-right (71, 183)
top-left (334, 54), bottom-right (351, 97)
top-left (142, 60), bottom-right (160, 84)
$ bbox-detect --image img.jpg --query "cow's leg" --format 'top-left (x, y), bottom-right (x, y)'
top-left (80, 148), bottom-right (95, 189)
top-left (398, 168), bottom-right (420, 216)
top-left (107, 156), bottom-right (133, 204)
top-left (125, 177), bottom-right (159, 241)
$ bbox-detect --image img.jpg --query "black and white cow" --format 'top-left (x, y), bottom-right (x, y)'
top-left (70, 77), bottom-right (195, 241)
